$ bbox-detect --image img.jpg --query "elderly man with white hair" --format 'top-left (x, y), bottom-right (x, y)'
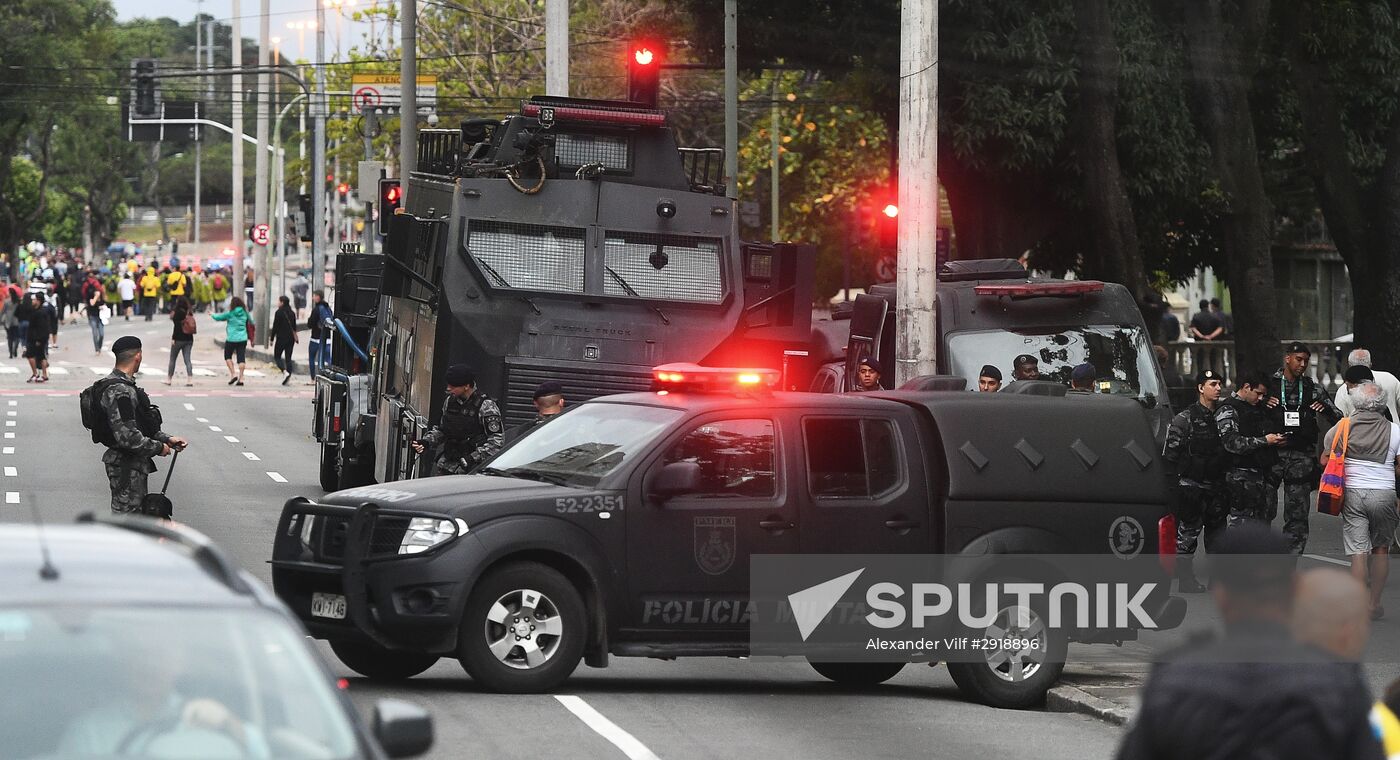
top-left (1335, 347), bottom-right (1400, 420)
top-left (1322, 381), bottom-right (1400, 620)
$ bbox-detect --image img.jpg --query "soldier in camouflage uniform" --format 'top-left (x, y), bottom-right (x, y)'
top-left (1215, 371), bottom-right (1287, 528)
top-left (1265, 342), bottom-right (1342, 554)
top-left (1161, 370), bottom-right (1227, 592)
top-left (411, 364), bottom-right (504, 475)
top-left (97, 336), bottom-right (187, 514)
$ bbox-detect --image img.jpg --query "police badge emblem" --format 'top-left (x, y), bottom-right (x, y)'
top-left (694, 516), bottom-right (736, 575)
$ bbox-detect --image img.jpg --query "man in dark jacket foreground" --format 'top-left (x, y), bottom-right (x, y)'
top-left (1116, 524), bottom-right (1382, 760)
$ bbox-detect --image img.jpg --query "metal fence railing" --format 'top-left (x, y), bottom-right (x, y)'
top-left (1161, 340), bottom-right (1356, 393)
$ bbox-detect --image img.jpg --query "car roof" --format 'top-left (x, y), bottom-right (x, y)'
top-left (584, 390), bottom-right (910, 414)
top-left (0, 522), bottom-right (261, 608)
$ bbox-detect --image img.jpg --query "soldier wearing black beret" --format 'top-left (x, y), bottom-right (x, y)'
top-left (411, 364), bottom-right (504, 475)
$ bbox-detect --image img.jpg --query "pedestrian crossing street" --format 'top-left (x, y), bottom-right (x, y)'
top-left (0, 363), bottom-right (266, 377)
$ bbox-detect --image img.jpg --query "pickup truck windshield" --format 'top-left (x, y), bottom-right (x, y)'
top-left (946, 325), bottom-right (1162, 400)
top-left (487, 403), bottom-right (683, 487)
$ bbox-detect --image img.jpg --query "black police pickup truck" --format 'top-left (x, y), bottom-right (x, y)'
top-left (273, 365), bottom-right (1184, 708)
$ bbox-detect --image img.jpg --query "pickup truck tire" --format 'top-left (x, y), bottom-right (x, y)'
top-left (809, 661), bottom-right (905, 687)
top-left (457, 562), bottom-right (586, 693)
top-left (946, 599), bottom-right (1067, 709)
top-left (318, 436), bottom-right (339, 492)
top-left (328, 640), bottom-right (439, 681)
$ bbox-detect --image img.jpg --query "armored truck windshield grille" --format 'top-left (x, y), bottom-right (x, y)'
top-left (467, 221), bottom-right (586, 293)
top-left (603, 232), bottom-right (724, 304)
top-left (556, 133), bottom-right (631, 172)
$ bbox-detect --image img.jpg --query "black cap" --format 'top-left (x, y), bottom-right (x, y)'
top-left (1195, 369), bottom-right (1220, 385)
top-left (858, 357), bottom-right (882, 374)
top-left (111, 336), bottom-right (142, 354)
top-left (445, 364), bottom-right (475, 387)
top-left (1284, 341), bottom-right (1312, 357)
top-left (1014, 354), bottom-right (1038, 367)
top-left (979, 364), bottom-right (1002, 381)
top-left (533, 381), bottom-right (563, 400)
top-left (1071, 362), bottom-right (1096, 382)
top-left (1344, 365), bottom-right (1375, 385)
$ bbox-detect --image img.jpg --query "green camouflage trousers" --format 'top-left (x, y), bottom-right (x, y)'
top-left (1275, 449), bottom-right (1318, 554)
top-left (105, 463), bottom-right (149, 514)
top-left (1176, 483), bottom-right (1228, 555)
top-left (1225, 469), bottom-right (1277, 528)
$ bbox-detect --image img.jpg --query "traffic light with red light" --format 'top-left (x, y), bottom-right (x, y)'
top-left (378, 178), bottom-right (402, 236)
top-left (132, 59), bottom-right (158, 117)
top-left (876, 202), bottom-right (898, 249)
top-left (336, 183), bottom-right (350, 202)
top-left (626, 41), bottom-right (664, 107)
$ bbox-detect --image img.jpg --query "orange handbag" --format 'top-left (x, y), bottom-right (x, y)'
top-left (1317, 418), bottom-right (1350, 516)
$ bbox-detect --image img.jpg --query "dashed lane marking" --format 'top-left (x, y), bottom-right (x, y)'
top-left (1, 448), bottom-right (11, 455)
top-left (209, 426), bottom-right (222, 432)
top-left (3, 467), bottom-right (14, 477)
top-left (1303, 553), bottom-right (1350, 567)
top-left (6, 401), bottom-right (14, 406)
top-left (4, 421), bottom-right (13, 428)
top-left (266, 472), bottom-right (287, 483)
top-left (224, 436), bottom-right (240, 443)
top-left (3, 433), bottom-right (12, 439)
top-left (183, 403), bottom-right (195, 411)
top-left (554, 696), bottom-right (660, 760)
top-left (243, 452), bottom-right (260, 461)
top-left (196, 417), bottom-right (209, 423)
top-left (4, 492), bottom-right (16, 504)
top-left (6, 411), bottom-right (14, 417)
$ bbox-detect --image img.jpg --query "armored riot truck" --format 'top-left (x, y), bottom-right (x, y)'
top-left (313, 96), bottom-right (817, 490)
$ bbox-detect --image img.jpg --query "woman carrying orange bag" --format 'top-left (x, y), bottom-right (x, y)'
top-left (1322, 381), bottom-right (1400, 620)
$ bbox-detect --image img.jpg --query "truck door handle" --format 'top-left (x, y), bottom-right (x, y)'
top-left (759, 519), bottom-right (794, 531)
top-left (884, 519), bottom-right (920, 530)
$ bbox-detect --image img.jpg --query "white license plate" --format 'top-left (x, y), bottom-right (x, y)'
top-left (311, 592), bottom-right (347, 620)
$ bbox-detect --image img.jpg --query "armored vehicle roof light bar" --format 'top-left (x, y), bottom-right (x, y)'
top-left (973, 281), bottom-right (1105, 298)
top-left (75, 512), bottom-right (254, 596)
top-left (521, 102), bottom-right (667, 128)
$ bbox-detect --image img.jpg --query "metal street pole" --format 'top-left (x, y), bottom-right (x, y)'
top-left (895, 0), bottom-right (938, 385)
top-left (255, 0), bottom-right (272, 345)
top-left (770, 73), bottom-right (780, 241)
top-left (273, 95), bottom-right (304, 312)
top-left (362, 110), bottom-right (378, 255)
top-left (232, 0), bottom-right (245, 291)
top-left (312, 0), bottom-right (328, 290)
top-left (400, 0), bottom-right (417, 194)
top-left (545, 0), bottom-right (568, 96)
top-left (723, 0), bottom-right (737, 199)
top-left (193, 10), bottom-right (203, 247)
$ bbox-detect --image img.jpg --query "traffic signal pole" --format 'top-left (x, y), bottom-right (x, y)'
top-left (312, 0), bottom-right (327, 291)
top-left (895, 0), bottom-right (939, 385)
top-left (400, 0), bottom-right (417, 198)
top-left (255, 0), bottom-right (272, 345)
top-left (232, 0), bottom-right (244, 298)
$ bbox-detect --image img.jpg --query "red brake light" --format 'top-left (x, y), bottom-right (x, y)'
top-left (972, 281), bottom-right (1104, 298)
top-left (634, 47), bottom-right (655, 66)
top-left (337, 678), bottom-right (349, 690)
top-left (521, 103), bottom-right (666, 128)
top-left (1158, 514), bottom-right (1177, 576)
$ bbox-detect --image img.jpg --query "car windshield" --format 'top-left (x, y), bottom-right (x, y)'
top-left (946, 325), bottom-right (1162, 400)
top-left (486, 403), bottom-right (683, 487)
top-left (0, 606), bottom-right (360, 760)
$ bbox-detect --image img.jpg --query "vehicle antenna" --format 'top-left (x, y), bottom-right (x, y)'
top-left (28, 503), bottom-right (59, 581)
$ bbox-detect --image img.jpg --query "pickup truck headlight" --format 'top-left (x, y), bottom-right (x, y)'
top-left (398, 517), bottom-right (468, 555)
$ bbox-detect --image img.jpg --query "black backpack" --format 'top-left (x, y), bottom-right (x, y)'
top-left (80, 378), bottom-right (126, 446)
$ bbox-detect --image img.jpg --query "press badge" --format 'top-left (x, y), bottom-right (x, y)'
top-left (1284, 411), bottom-right (1302, 427)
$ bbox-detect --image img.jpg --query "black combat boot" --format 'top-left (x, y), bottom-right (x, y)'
top-left (1177, 557), bottom-right (1206, 593)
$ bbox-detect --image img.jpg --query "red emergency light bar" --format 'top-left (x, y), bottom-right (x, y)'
top-left (972, 281), bottom-right (1105, 298)
top-left (522, 103), bottom-right (667, 128)
top-left (652, 363), bottom-right (780, 392)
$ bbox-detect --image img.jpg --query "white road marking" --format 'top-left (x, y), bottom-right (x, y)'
top-left (6, 401), bottom-right (14, 406)
top-left (0, 367), bottom-right (17, 374)
top-left (193, 368), bottom-right (218, 376)
top-left (244, 369), bottom-right (266, 377)
top-left (183, 403), bottom-right (195, 411)
top-left (196, 417), bottom-right (209, 423)
top-left (89, 367), bottom-right (107, 375)
top-left (1, 447), bottom-right (11, 455)
top-left (554, 696), bottom-right (660, 760)
top-left (48, 367), bottom-right (68, 375)
top-left (3, 467), bottom-right (14, 477)
top-left (243, 452), bottom-right (260, 461)
top-left (47, 393), bottom-right (63, 398)
top-left (266, 471), bottom-right (287, 483)
top-left (1303, 553), bottom-right (1351, 567)
top-left (4, 492), bottom-right (16, 504)
top-left (6, 411), bottom-right (14, 417)
top-left (209, 426), bottom-right (222, 432)
top-left (224, 435), bottom-right (240, 443)
top-left (3, 433), bottom-right (12, 439)
top-left (5, 421), bottom-right (13, 427)
top-left (138, 367), bottom-right (162, 376)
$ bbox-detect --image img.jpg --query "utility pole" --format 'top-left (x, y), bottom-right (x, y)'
top-left (193, 4), bottom-right (203, 247)
top-left (312, 0), bottom-right (328, 290)
top-left (255, 0), bottom-right (271, 344)
top-left (895, 0), bottom-right (938, 385)
top-left (545, 0), bottom-right (568, 96)
top-left (723, 0), bottom-right (737, 199)
top-left (400, 0), bottom-right (417, 194)
top-left (770, 73), bottom-right (780, 241)
top-left (232, 0), bottom-right (245, 294)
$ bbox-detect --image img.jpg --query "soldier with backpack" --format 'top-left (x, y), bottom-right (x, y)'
top-left (81, 336), bottom-right (188, 514)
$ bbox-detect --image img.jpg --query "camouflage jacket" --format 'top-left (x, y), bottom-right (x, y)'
top-left (1215, 395), bottom-right (1275, 472)
top-left (99, 370), bottom-right (171, 469)
top-left (421, 390), bottom-right (504, 467)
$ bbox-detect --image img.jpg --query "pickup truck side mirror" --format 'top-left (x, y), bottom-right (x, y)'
top-left (652, 461), bottom-right (702, 499)
top-left (373, 698), bottom-right (434, 758)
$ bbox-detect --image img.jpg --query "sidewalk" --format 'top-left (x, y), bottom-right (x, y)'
top-left (1047, 663), bottom-right (1147, 727)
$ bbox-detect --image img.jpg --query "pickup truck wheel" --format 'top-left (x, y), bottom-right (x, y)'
top-left (809, 661), bottom-right (905, 687)
top-left (328, 640), bottom-right (439, 681)
top-left (318, 437), bottom-right (339, 492)
top-left (946, 601), bottom-right (1066, 709)
top-left (457, 562), bottom-right (586, 694)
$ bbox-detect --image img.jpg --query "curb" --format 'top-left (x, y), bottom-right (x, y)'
top-left (214, 325), bottom-right (310, 367)
top-left (1045, 684), bottom-right (1134, 727)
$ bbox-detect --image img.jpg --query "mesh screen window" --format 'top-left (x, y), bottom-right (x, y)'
top-left (556, 133), bottom-right (631, 172)
top-left (603, 232), bottom-right (724, 304)
top-left (467, 221), bottom-right (586, 293)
